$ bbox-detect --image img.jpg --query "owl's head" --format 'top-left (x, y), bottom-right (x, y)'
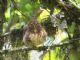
top-left (27, 18), bottom-right (42, 33)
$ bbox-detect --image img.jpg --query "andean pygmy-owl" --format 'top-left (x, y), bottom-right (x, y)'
top-left (23, 17), bottom-right (47, 48)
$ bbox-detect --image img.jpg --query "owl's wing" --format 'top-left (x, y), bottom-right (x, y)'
top-left (23, 31), bottom-right (36, 47)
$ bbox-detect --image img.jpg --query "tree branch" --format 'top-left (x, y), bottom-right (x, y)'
top-left (0, 37), bottom-right (80, 54)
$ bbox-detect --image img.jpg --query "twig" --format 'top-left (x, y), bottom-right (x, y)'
top-left (1, 32), bottom-right (11, 37)
top-left (0, 37), bottom-right (80, 54)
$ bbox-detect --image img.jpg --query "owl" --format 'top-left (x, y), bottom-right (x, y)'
top-left (23, 18), bottom-right (47, 48)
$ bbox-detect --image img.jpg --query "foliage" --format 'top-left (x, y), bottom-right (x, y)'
top-left (0, 0), bottom-right (80, 60)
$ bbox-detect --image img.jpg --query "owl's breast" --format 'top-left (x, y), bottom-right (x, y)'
top-left (29, 30), bottom-right (46, 46)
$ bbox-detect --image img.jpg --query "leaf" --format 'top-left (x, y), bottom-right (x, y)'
top-left (69, 0), bottom-right (80, 9)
